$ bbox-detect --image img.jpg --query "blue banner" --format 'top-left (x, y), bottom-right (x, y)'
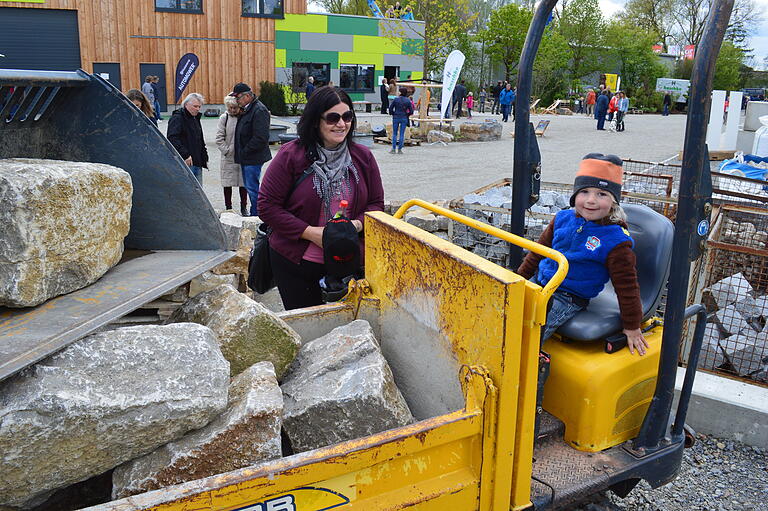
top-left (173, 53), bottom-right (200, 104)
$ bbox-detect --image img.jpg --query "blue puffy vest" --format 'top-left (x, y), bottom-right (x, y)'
top-left (537, 209), bottom-right (633, 299)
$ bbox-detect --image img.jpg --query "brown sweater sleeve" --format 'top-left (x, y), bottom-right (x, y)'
top-left (605, 242), bottom-right (643, 331)
top-left (516, 219), bottom-right (554, 279)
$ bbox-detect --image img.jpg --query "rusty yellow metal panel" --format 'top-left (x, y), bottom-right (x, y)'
top-left (90, 411), bottom-right (485, 511)
top-left (365, 211), bottom-right (532, 510)
top-left (543, 323), bottom-right (663, 452)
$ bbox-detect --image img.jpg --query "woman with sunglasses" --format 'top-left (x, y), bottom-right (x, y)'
top-left (258, 86), bottom-right (385, 310)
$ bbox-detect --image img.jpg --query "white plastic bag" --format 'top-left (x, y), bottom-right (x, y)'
top-left (753, 115), bottom-right (768, 157)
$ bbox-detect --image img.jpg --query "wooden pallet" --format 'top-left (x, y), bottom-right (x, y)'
top-left (374, 137), bottom-right (422, 146)
top-left (677, 149), bottom-right (735, 161)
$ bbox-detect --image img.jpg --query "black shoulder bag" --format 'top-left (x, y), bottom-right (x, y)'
top-left (247, 167), bottom-right (314, 294)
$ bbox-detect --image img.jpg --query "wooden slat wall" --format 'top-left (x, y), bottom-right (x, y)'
top-left (0, 0), bottom-right (307, 104)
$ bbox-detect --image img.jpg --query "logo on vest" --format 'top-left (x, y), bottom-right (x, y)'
top-left (585, 236), bottom-right (601, 251)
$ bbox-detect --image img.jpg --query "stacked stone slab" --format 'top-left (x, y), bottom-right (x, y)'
top-left (0, 323), bottom-right (229, 509)
top-left (167, 284), bottom-right (301, 378)
top-left (112, 361), bottom-right (283, 499)
top-left (459, 120), bottom-right (503, 141)
top-left (0, 158), bottom-right (132, 307)
top-left (281, 320), bottom-right (413, 453)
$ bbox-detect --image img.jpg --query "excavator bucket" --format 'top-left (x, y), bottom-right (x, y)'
top-left (0, 69), bottom-right (231, 382)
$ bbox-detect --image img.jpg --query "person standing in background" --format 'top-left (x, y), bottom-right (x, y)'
top-left (616, 92), bottom-right (629, 132)
top-left (150, 76), bottom-right (163, 122)
top-left (167, 93), bottom-right (208, 183)
top-left (499, 83), bottom-right (514, 122)
top-left (126, 89), bottom-right (156, 126)
top-left (585, 89), bottom-right (596, 117)
top-left (230, 82), bottom-right (272, 217)
top-left (141, 76), bottom-right (155, 113)
top-left (216, 95), bottom-right (249, 215)
top-left (491, 81), bottom-right (502, 115)
top-left (595, 90), bottom-right (609, 130)
top-left (478, 86), bottom-right (487, 114)
top-left (305, 76), bottom-right (315, 99)
top-left (389, 86), bottom-right (413, 154)
top-left (466, 92), bottom-right (474, 119)
top-left (663, 92), bottom-right (671, 116)
top-left (380, 77), bottom-right (389, 114)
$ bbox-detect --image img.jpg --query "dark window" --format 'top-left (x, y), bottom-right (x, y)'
top-left (155, 0), bottom-right (203, 13)
top-left (340, 65), bottom-right (375, 92)
top-left (242, 0), bottom-right (284, 18)
top-left (291, 63), bottom-right (331, 90)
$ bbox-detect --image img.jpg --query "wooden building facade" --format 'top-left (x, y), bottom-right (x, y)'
top-left (0, 0), bottom-right (307, 109)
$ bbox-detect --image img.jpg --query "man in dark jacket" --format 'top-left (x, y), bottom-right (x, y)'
top-left (167, 92), bottom-right (208, 183)
top-left (453, 80), bottom-right (467, 118)
top-left (380, 77), bottom-right (389, 114)
top-left (230, 82), bottom-right (272, 217)
top-left (595, 90), bottom-right (610, 130)
top-left (305, 76), bottom-right (315, 99)
top-left (491, 81), bottom-right (502, 114)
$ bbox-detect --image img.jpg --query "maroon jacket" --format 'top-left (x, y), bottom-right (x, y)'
top-left (258, 140), bottom-right (385, 264)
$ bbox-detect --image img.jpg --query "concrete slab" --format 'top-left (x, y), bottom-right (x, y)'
top-left (674, 367), bottom-right (768, 448)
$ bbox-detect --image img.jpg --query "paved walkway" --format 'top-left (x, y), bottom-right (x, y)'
top-left (182, 110), bottom-right (688, 211)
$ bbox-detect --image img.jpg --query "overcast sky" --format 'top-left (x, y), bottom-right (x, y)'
top-left (309, 0), bottom-right (767, 70)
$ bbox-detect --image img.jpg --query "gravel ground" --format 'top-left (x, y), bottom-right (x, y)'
top-left (575, 435), bottom-right (768, 511)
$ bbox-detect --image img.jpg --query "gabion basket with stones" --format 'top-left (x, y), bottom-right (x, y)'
top-left (683, 204), bottom-right (768, 387)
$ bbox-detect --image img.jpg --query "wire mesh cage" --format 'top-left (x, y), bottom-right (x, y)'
top-left (683, 204), bottom-right (768, 386)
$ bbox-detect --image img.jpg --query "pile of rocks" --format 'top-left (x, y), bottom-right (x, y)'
top-left (450, 186), bottom-right (571, 266)
top-left (0, 284), bottom-right (412, 508)
top-left (700, 272), bottom-right (768, 383)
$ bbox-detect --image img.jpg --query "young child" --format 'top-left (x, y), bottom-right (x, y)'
top-left (466, 92), bottom-right (474, 119)
top-left (516, 153), bottom-right (649, 356)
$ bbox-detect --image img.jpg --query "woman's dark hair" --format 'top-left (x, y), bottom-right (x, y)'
top-left (296, 85), bottom-right (357, 160)
top-left (125, 88), bottom-right (154, 118)
top-left (399, 87), bottom-right (409, 96)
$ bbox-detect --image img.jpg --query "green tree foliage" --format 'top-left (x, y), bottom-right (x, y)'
top-left (479, 3), bottom-right (533, 81)
top-left (606, 22), bottom-right (667, 97)
top-left (411, 0), bottom-right (477, 75)
top-left (618, 0), bottom-right (674, 50)
top-left (532, 29), bottom-right (573, 104)
top-left (556, 0), bottom-right (606, 84)
top-left (712, 41), bottom-right (746, 91)
top-left (259, 81), bottom-right (288, 116)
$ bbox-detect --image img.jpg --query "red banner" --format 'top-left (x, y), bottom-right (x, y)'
top-left (684, 45), bottom-right (695, 60)
top-left (652, 44), bottom-right (663, 53)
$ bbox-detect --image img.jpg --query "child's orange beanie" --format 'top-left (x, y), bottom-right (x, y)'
top-left (570, 153), bottom-right (623, 206)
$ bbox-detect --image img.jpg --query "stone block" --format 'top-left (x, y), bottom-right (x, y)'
top-left (405, 210), bottom-right (439, 232)
top-left (219, 212), bottom-right (245, 251)
top-left (281, 320), bottom-right (413, 453)
top-left (167, 285), bottom-right (300, 379)
top-left (705, 273), bottom-right (753, 309)
top-left (189, 271), bottom-right (240, 298)
top-left (112, 361), bottom-right (283, 499)
top-left (714, 304), bottom-right (752, 335)
top-left (427, 130), bottom-right (454, 143)
top-left (160, 284), bottom-right (189, 303)
top-left (0, 323), bottom-right (229, 509)
top-left (459, 120), bottom-right (502, 141)
top-left (719, 331), bottom-right (768, 376)
top-left (211, 228), bottom-right (253, 276)
top-left (0, 159), bottom-right (132, 307)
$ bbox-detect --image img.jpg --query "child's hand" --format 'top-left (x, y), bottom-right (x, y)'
top-left (624, 328), bottom-right (649, 356)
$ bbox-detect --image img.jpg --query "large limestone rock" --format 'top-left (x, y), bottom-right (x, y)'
top-left (166, 285), bottom-right (300, 378)
top-left (427, 130), bottom-right (454, 143)
top-left (112, 361), bottom-right (283, 499)
top-left (281, 320), bottom-right (413, 453)
top-left (0, 323), bottom-right (229, 509)
top-left (189, 271), bottom-right (240, 298)
top-left (0, 158), bottom-right (132, 307)
top-left (459, 120), bottom-right (502, 141)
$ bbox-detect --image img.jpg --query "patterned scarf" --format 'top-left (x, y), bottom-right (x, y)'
top-left (311, 141), bottom-right (360, 220)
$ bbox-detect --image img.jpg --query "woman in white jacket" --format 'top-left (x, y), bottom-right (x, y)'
top-left (216, 95), bottom-right (248, 215)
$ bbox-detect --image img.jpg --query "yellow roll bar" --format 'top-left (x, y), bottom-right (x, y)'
top-left (394, 199), bottom-right (569, 302)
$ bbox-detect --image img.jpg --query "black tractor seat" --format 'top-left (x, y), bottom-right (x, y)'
top-left (556, 203), bottom-right (674, 342)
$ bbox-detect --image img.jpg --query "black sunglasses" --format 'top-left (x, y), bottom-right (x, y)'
top-left (321, 110), bottom-right (354, 125)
